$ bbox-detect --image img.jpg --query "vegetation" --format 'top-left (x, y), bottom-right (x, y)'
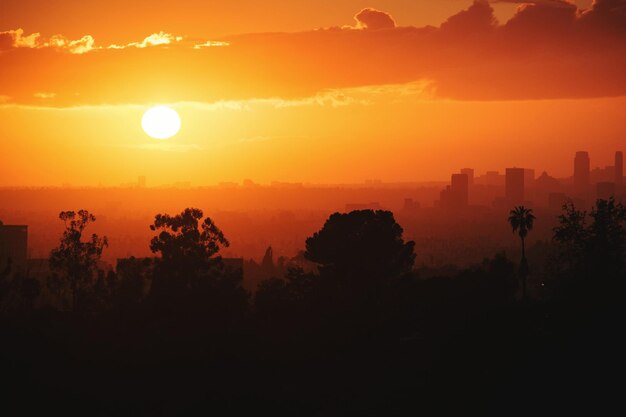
top-left (508, 205), bottom-right (535, 299)
top-left (0, 203), bottom-right (624, 415)
top-left (49, 210), bottom-right (108, 311)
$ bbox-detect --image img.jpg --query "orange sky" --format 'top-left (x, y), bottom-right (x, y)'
top-left (1, 0), bottom-right (624, 186)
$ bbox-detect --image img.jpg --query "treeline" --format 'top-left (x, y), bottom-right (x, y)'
top-left (1, 200), bottom-right (625, 415)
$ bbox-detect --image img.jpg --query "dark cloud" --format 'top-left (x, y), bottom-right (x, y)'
top-left (579, 0), bottom-right (626, 33)
top-left (353, 8), bottom-right (396, 30)
top-left (492, 0), bottom-right (574, 5)
top-left (503, 0), bottom-right (578, 36)
top-left (440, 0), bottom-right (498, 34)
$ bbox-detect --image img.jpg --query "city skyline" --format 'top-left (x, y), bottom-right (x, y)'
top-left (2, 2), bottom-right (626, 415)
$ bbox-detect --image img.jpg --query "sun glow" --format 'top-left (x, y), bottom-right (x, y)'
top-left (141, 106), bottom-right (181, 139)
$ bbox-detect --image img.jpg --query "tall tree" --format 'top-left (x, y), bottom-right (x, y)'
top-left (508, 206), bottom-right (535, 299)
top-left (553, 198), bottom-right (626, 282)
top-left (305, 210), bottom-right (415, 291)
top-left (148, 208), bottom-right (229, 298)
top-left (49, 210), bottom-right (108, 311)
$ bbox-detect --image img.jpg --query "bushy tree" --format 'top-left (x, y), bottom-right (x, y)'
top-left (148, 208), bottom-right (248, 316)
top-left (305, 210), bottom-right (415, 279)
top-left (49, 210), bottom-right (108, 311)
top-left (551, 198), bottom-right (626, 301)
top-left (149, 208), bottom-right (228, 285)
top-left (305, 210), bottom-right (415, 302)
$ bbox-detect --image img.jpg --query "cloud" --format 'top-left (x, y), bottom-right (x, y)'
top-left (353, 8), bottom-right (396, 30)
top-left (33, 92), bottom-right (56, 99)
top-left (492, 0), bottom-right (575, 5)
top-left (0, 28), bottom-right (95, 54)
top-left (0, 29), bottom-right (40, 51)
top-left (440, 0), bottom-right (498, 34)
top-left (110, 31), bottom-right (184, 49)
top-left (1, 2), bottom-right (626, 104)
top-left (0, 29), bottom-right (199, 54)
top-left (579, 0), bottom-right (626, 33)
top-left (502, 0), bottom-right (577, 35)
top-left (48, 34), bottom-right (96, 54)
top-left (193, 41), bottom-right (230, 49)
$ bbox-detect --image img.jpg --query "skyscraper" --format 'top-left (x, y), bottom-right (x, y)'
top-left (524, 169), bottom-right (535, 188)
top-left (460, 168), bottom-right (474, 187)
top-left (616, 151), bottom-right (623, 188)
top-left (574, 151), bottom-right (590, 190)
top-left (506, 168), bottom-right (525, 204)
top-left (451, 173), bottom-right (469, 207)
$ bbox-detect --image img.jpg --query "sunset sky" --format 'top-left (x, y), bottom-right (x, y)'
top-left (1, 0), bottom-right (625, 186)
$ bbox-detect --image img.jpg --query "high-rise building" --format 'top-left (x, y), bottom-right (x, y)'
top-left (506, 168), bottom-right (525, 204)
top-left (460, 168), bottom-right (474, 187)
top-left (403, 198), bottom-right (420, 211)
top-left (451, 173), bottom-right (469, 207)
top-left (524, 169), bottom-right (535, 189)
top-left (483, 171), bottom-right (504, 187)
top-left (574, 151), bottom-right (590, 189)
top-left (616, 151), bottom-right (623, 188)
top-left (0, 224), bottom-right (28, 270)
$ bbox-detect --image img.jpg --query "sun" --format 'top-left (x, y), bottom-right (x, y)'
top-left (141, 106), bottom-right (181, 139)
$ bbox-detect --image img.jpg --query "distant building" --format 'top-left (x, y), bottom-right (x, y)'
top-left (590, 166), bottom-right (615, 184)
top-left (460, 168), bottom-right (474, 187)
top-left (345, 202), bottom-right (382, 212)
top-left (548, 192), bottom-right (568, 210)
top-left (616, 151), bottom-right (624, 188)
top-left (484, 171), bottom-right (504, 187)
top-left (217, 182), bottom-right (239, 188)
top-left (535, 171), bottom-right (560, 191)
top-left (437, 174), bottom-right (469, 209)
top-left (403, 198), bottom-right (421, 212)
top-left (438, 186), bottom-right (452, 208)
top-left (0, 224), bottom-right (28, 270)
top-left (534, 172), bottom-right (562, 207)
top-left (138, 176), bottom-right (146, 188)
top-left (574, 151), bottom-right (590, 190)
top-left (524, 169), bottom-right (535, 189)
top-left (242, 179), bottom-right (258, 188)
top-left (505, 168), bottom-right (525, 204)
top-left (451, 173), bottom-right (469, 207)
top-left (271, 181), bottom-right (304, 188)
top-left (597, 182), bottom-right (615, 200)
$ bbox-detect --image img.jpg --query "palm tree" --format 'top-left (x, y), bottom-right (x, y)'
top-left (508, 206), bottom-right (535, 299)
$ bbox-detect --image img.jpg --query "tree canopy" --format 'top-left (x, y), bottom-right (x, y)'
top-left (305, 210), bottom-right (415, 283)
top-left (49, 210), bottom-right (108, 311)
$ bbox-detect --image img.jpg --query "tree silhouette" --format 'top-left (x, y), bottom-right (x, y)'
top-left (148, 208), bottom-right (230, 300)
top-left (553, 198), bottom-right (626, 285)
top-left (588, 198), bottom-right (626, 274)
top-left (553, 202), bottom-right (587, 252)
top-left (508, 206), bottom-right (535, 299)
top-left (305, 210), bottom-right (415, 296)
top-left (49, 210), bottom-right (108, 311)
